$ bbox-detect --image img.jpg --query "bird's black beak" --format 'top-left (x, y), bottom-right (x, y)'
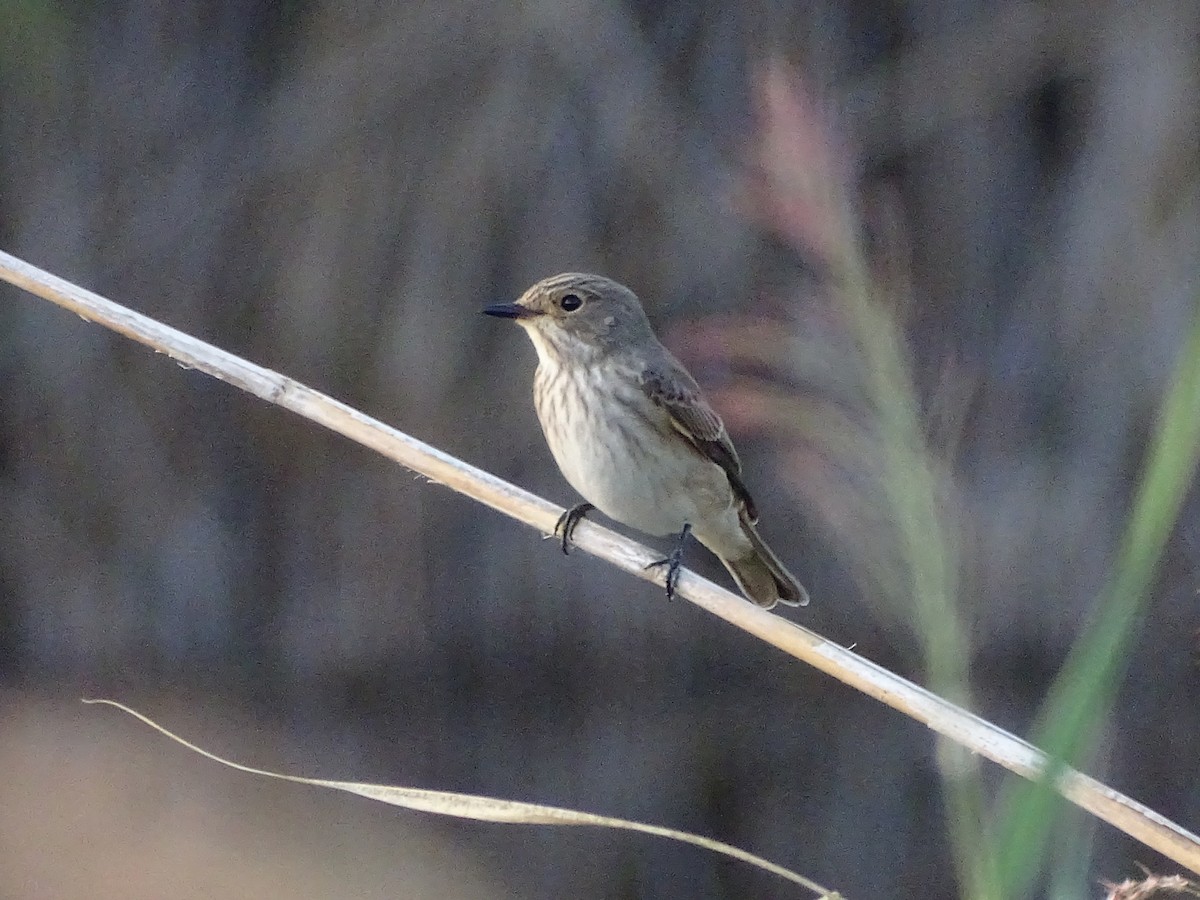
top-left (482, 302), bottom-right (538, 320)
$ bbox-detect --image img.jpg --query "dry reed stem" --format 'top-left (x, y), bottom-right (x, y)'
top-left (3, 248), bottom-right (1199, 877)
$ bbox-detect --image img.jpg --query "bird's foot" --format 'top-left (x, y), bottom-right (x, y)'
top-left (645, 523), bottom-right (692, 600)
top-left (553, 502), bottom-right (595, 555)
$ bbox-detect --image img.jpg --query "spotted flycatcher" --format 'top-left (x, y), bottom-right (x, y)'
top-left (483, 273), bottom-right (808, 609)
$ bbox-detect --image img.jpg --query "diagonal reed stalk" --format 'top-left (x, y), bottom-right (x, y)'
top-left (3, 248), bottom-right (1199, 887)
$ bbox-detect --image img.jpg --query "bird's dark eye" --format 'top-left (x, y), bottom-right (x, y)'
top-left (559, 293), bottom-right (583, 312)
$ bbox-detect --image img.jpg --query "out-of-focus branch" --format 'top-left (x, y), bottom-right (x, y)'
top-left (3, 248), bottom-right (1199, 877)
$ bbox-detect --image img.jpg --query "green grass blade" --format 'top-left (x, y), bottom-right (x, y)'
top-left (994, 305), bottom-right (1200, 897)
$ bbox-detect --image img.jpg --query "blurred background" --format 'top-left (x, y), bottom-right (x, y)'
top-left (1, 1), bottom-right (1198, 898)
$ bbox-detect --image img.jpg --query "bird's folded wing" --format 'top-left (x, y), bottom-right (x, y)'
top-left (639, 365), bottom-right (759, 522)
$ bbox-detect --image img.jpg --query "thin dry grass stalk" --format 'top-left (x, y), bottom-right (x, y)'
top-left (2, 248), bottom-right (1199, 878)
top-left (82, 700), bottom-right (840, 897)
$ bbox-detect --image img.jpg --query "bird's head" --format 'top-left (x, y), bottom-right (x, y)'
top-left (483, 273), bottom-right (655, 363)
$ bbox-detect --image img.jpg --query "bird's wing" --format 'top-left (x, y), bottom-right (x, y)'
top-left (639, 364), bottom-right (759, 522)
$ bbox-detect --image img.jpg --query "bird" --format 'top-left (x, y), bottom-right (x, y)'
top-left (482, 272), bottom-right (808, 610)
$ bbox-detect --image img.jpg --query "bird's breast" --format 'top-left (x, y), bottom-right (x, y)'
top-left (533, 359), bottom-right (733, 537)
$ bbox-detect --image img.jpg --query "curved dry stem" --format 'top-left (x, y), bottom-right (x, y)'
top-left (81, 700), bottom-right (839, 896)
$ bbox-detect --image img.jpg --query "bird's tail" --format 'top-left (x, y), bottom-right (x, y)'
top-left (720, 510), bottom-right (810, 609)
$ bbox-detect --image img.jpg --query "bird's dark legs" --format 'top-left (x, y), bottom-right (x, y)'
top-left (646, 523), bottom-right (692, 600)
top-left (554, 502), bottom-right (595, 554)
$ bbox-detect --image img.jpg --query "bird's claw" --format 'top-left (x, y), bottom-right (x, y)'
top-left (553, 503), bottom-right (595, 555)
top-left (645, 552), bottom-right (684, 600)
top-left (644, 523), bottom-right (692, 601)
